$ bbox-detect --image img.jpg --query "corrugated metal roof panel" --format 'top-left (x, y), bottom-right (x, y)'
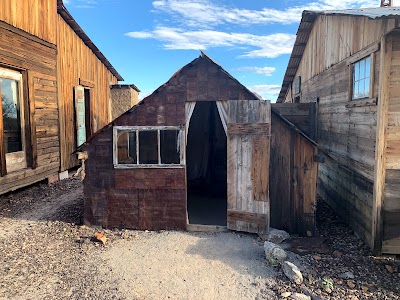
top-left (305, 7), bottom-right (400, 19)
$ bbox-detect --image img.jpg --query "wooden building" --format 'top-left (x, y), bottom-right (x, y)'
top-left (277, 7), bottom-right (400, 254)
top-left (0, 0), bottom-right (123, 194)
top-left (80, 53), bottom-right (318, 236)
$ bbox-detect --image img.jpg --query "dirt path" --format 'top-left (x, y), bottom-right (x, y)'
top-left (100, 231), bottom-right (276, 300)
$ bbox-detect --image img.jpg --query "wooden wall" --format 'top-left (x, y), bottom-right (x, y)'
top-left (83, 54), bottom-right (259, 230)
top-left (381, 33), bottom-right (400, 253)
top-left (285, 15), bottom-right (396, 103)
top-left (0, 0), bottom-right (57, 45)
top-left (57, 15), bottom-right (118, 171)
top-left (0, 22), bottom-right (58, 194)
top-left (292, 47), bottom-right (381, 248)
top-left (270, 113), bottom-right (318, 235)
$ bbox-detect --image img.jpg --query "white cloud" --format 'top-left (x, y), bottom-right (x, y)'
top-left (152, 0), bottom-right (378, 28)
top-left (126, 27), bottom-right (295, 58)
top-left (247, 84), bottom-right (281, 100)
top-left (236, 66), bottom-right (276, 76)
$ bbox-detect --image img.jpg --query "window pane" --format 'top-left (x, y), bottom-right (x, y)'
top-left (364, 77), bottom-right (370, 97)
top-left (160, 130), bottom-right (180, 164)
top-left (117, 131), bottom-right (137, 164)
top-left (365, 56), bottom-right (371, 80)
top-left (353, 81), bottom-right (359, 99)
top-left (354, 62), bottom-right (360, 81)
top-left (360, 79), bottom-right (366, 98)
top-left (359, 59), bottom-right (365, 80)
top-left (2, 78), bottom-right (22, 153)
top-left (139, 130), bottom-right (158, 164)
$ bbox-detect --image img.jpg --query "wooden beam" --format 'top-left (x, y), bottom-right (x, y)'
top-left (0, 82), bottom-right (6, 177)
top-left (79, 78), bottom-right (95, 88)
top-left (372, 36), bottom-right (391, 255)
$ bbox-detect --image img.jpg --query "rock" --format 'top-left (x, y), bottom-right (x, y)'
top-left (339, 271), bottom-right (355, 279)
top-left (281, 291), bottom-right (291, 298)
top-left (313, 255), bottom-right (322, 261)
top-left (385, 264), bottom-right (395, 273)
top-left (267, 228), bottom-right (290, 244)
top-left (347, 280), bottom-right (356, 289)
top-left (264, 241), bottom-right (287, 262)
top-left (94, 232), bottom-right (107, 245)
top-left (282, 261), bottom-right (303, 284)
top-left (290, 293), bottom-right (311, 300)
top-left (361, 285), bottom-right (368, 292)
top-left (332, 250), bottom-right (342, 258)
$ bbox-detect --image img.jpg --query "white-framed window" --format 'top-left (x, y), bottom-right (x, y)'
top-left (0, 67), bottom-right (26, 174)
top-left (352, 56), bottom-right (371, 100)
top-left (113, 126), bottom-right (185, 168)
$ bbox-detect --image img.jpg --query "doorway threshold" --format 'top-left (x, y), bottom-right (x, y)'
top-left (186, 224), bottom-right (228, 232)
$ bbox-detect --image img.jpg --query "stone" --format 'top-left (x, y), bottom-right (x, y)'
top-left (385, 265), bottom-right (395, 273)
top-left (347, 280), bottom-right (356, 289)
top-left (282, 261), bottom-right (303, 284)
top-left (281, 292), bottom-right (291, 298)
top-left (290, 293), bottom-right (311, 300)
top-left (339, 271), bottom-right (355, 279)
top-left (267, 228), bottom-right (290, 244)
top-left (94, 232), bottom-right (107, 245)
top-left (313, 255), bottom-right (322, 261)
top-left (264, 241), bottom-right (288, 262)
top-left (332, 250), bottom-right (343, 258)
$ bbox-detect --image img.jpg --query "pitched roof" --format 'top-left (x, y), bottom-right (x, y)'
top-left (57, 0), bottom-right (124, 81)
top-left (277, 7), bottom-right (400, 102)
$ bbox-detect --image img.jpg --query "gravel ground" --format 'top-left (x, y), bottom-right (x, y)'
top-left (0, 178), bottom-right (399, 300)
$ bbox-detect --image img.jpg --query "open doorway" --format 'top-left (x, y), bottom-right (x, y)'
top-left (186, 101), bottom-right (227, 226)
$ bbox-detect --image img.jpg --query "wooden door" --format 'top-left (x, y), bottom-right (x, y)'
top-left (227, 100), bottom-right (271, 235)
top-left (74, 86), bottom-right (86, 146)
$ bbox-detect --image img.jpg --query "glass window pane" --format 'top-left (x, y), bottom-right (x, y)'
top-left (364, 78), bottom-right (370, 97)
top-left (117, 131), bottom-right (136, 164)
top-left (360, 79), bottom-right (366, 98)
top-left (2, 78), bottom-right (22, 153)
top-left (139, 130), bottom-right (158, 164)
top-left (354, 62), bottom-right (360, 81)
top-left (160, 130), bottom-right (180, 164)
top-left (365, 56), bottom-right (371, 80)
top-left (359, 59), bottom-right (365, 80)
top-left (353, 81), bottom-right (359, 99)
top-left (128, 132), bottom-right (137, 163)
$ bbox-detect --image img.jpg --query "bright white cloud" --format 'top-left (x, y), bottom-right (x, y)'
top-left (126, 27), bottom-right (295, 58)
top-left (152, 0), bottom-right (378, 28)
top-left (236, 66), bottom-right (276, 76)
top-left (247, 84), bottom-right (281, 100)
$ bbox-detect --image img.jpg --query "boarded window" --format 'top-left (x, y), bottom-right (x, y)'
top-left (114, 126), bottom-right (183, 167)
top-left (352, 56), bottom-right (371, 100)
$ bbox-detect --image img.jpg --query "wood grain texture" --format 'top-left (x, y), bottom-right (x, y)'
top-left (227, 100), bottom-right (270, 235)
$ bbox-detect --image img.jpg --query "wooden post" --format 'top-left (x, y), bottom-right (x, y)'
top-left (372, 35), bottom-right (391, 255)
top-left (27, 71), bottom-right (37, 169)
top-left (0, 82), bottom-right (6, 177)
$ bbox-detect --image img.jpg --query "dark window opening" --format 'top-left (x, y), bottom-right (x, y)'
top-left (139, 130), bottom-right (158, 164)
top-left (160, 130), bottom-right (180, 164)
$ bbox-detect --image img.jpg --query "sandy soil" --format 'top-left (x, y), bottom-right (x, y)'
top-left (0, 178), bottom-right (399, 300)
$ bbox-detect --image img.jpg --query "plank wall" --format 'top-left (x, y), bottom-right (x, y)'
top-left (57, 15), bottom-right (118, 171)
top-left (297, 49), bottom-right (381, 247)
top-left (381, 34), bottom-right (400, 253)
top-left (270, 113), bottom-right (318, 235)
top-left (0, 0), bottom-right (57, 44)
top-left (0, 22), bottom-right (58, 194)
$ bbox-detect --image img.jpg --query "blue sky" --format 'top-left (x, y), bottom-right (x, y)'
top-left (64, 0), bottom-right (378, 101)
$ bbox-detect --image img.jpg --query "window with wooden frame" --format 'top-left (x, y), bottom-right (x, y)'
top-left (113, 126), bottom-right (185, 168)
top-left (347, 43), bottom-right (378, 107)
top-left (0, 68), bottom-right (26, 176)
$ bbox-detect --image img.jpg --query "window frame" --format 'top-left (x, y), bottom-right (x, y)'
top-left (346, 43), bottom-right (379, 108)
top-left (352, 56), bottom-right (372, 100)
top-left (0, 67), bottom-right (26, 176)
top-left (113, 126), bottom-right (185, 169)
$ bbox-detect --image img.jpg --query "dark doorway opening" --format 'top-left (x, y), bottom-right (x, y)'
top-left (186, 101), bottom-right (227, 226)
top-left (84, 88), bottom-right (92, 139)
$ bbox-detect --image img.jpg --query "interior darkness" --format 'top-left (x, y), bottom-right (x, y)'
top-left (186, 101), bottom-right (227, 226)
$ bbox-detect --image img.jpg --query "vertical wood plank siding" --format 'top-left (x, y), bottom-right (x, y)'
top-left (0, 0), bottom-right (57, 45)
top-left (381, 33), bottom-right (400, 253)
top-left (57, 15), bottom-right (118, 171)
top-left (83, 55), bottom-right (259, 230)
top-left (0, 23), bottom-right (58, 194)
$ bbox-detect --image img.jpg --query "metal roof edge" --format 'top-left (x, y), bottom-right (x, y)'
top-left (57, 0), bottom-right (124, 81)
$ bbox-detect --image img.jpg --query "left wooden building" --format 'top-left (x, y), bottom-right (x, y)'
top-left (0, 0), bottom-right (123, 195)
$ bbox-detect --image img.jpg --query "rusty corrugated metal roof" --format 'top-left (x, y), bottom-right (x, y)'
top-left (57, 0), bottom-right (124, 81)
top-left (277, 8), bottom-right (400, 103)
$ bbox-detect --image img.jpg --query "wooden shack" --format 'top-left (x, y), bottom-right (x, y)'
top-left (0, 0), bottom-right (123, 194)
top-left (81, 53), bottom-right (318, 236)
top-left (277, 8), bottom-right (400, 254)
